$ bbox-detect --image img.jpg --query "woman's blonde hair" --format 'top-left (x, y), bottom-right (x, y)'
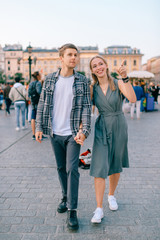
top-left (89, 55), bottom-right (116, 91)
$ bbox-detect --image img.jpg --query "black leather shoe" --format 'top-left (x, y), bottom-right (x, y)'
top-left (57, 197), bottom-right (67, 213)
top-left (67, 210), bottom-right (79, 230)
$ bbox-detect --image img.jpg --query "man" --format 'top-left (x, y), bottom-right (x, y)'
top-left (130, 80), bottom-right (144, 119)
top-left (3, 83), bottom-right (12, 115)
top-left (35, 43), bottom-right (91, 230)
top-left (28, 71), bottom-right (42, 140)
top-left (9, 77), bottom-right (27, 130)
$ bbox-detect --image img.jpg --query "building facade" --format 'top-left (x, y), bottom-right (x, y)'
top-left (0, 45), bottom-right (5, 72)
top-left (23, 48), bottom-right (59, 81)
top-left (2, 44), bottom-right (143, 82)
top-left (103, 45), bottom-right (143, 74)
top-left (4, 44), bottom-right (23, 80)
top-left (142, 56), bottom-right (160, 84)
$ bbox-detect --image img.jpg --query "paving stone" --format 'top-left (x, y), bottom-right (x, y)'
top-left (15, 210), bottom-right (37, 217)
top-left (32, 225), bottom-right (57, 234)
top-left (0, 210), bottom-right (16, 217)
top-left (0, 233), bottom-right (22, 240)
top-left (0, 217), bottom-right (22, 224)
top-left (22, 217), bottom-right (45, 225)
top-left (10, 224), bottom-right (33, 233)
top-left (0, 225), bottom-right (11, 233)
top-left (22, 233), bottom-right (48, 240)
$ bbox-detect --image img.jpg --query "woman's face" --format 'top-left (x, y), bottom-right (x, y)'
top-left (91, 57), bottom-right (108, 78)
top-left (37, 74), bottom-right (41, 80)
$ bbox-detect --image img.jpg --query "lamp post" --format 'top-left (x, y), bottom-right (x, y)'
top-left (27, 44), bottom-right (32, 82)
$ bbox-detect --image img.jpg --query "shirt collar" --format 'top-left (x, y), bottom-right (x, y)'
top-left (55, 68), bottom-right (80, 79)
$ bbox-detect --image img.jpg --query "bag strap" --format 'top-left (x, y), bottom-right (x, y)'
top-left (15, 87), bottom-right (26, 101)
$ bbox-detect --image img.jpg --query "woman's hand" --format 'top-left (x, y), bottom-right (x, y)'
top-left (117, 60), bottom-right (127, 78)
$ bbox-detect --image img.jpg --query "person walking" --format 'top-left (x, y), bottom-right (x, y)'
top-left (3, 83), bottom-right (12, 115)
top-left (130, 80), bottom-right (144, 119)
top-left (35, 43), bottom-right (91, 230)
top-left (9, 76), bottom-right (27, 131)
top-left (89, 55), bottom-right (136, 224)
top-left (28, 71), bottom-right (42, 140)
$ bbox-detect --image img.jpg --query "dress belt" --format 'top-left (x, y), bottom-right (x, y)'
top-left (101, 111), bottom-right (123, 118)
top-left (100, 111), bottom-right (123, 145)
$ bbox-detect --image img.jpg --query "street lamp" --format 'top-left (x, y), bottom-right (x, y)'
top-left (27, 44), bottom-right (32, 82)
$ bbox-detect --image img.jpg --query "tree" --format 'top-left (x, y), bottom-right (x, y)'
top-left (77, 71), bottom-right (86, 76)
top-left (111, 72), bottom-right (119, 79)
top-left (0, 71), bottom-right (6, 84)
top-left (15, 72), bottom-right (24, 80)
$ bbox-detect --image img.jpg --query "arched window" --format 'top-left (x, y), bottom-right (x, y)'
top-left (114, 60), bottom-right (117, 66)
top-left (133, 60), bottom-right (136, 66)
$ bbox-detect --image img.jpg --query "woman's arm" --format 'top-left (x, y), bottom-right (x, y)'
top-left (117, 61), bottom-right (136, 103)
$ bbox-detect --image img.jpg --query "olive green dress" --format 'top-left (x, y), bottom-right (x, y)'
top-left (90, 80), bottom-right (129, 179)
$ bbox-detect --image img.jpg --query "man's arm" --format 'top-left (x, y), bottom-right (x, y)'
top-left (35, 80), bottom-right (46, 142)
top-left (81, 78), bottom-right (91, 138)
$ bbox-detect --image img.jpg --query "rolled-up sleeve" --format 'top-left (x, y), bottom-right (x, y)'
top-left (82, 79), bottom-right (91, 138)
top-left (36, 80), bottom-right (46, 133)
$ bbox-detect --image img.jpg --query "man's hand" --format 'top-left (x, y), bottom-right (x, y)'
top-left (35, 131), bottom-right (43, 143)
top-left (74, 131), bottom-right (86, 146)
top-left (117, 60), bottom-right (127, 78)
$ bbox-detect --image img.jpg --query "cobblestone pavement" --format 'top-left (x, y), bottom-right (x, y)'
top-left (0, 102), bottom-right (160, 240)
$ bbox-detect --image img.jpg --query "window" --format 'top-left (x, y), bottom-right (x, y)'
top-left (133, 60), bottom-right (136, 66)
top-left (18, 66), bottom-right (20, 71)
top-left (8, 61), bottom-right (10, 64)
top-left (114, 60), bottom-right (117, 66)
top-left (124, 60), bottom-right (127, 65)
top-left (134, 50), bottom-right (137, 54)
top-left (8, 67), bottom-right (10, 71)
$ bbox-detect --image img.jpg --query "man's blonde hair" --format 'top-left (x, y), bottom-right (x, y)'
top-left (59, 43), bottom-right (78, 57)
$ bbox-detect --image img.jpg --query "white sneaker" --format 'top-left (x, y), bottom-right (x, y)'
top-left (108, 195), bottom-right (118, 211)
top-left (15, 127), bottom-right (20, 131)
top-left (91, 207), bottom-right (104, 223)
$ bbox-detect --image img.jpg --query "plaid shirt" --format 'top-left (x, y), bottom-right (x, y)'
top-left (36, 69), bottom-right (91, 138)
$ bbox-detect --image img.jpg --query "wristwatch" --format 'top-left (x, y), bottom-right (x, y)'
top-left (122, 76), bottom-right (129, 83)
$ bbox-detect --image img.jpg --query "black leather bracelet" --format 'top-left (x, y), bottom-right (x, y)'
top-left (122, 76), bottom-right (129, 83)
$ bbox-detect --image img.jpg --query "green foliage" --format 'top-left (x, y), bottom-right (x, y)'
top-left (0, 71), bottom-right (6, 84)
top-left (15, 72), bottom-right (24, 80)
top-left (77, 71), bottom-right (86, 76)
top-left (111, 72), bottom-right (119, 79)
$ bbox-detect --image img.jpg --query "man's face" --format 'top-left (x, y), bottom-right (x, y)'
top-left (60, 48), bottom-right (79, 69)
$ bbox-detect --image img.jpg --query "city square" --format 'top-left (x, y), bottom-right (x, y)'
top-left (0, 0), bottom-right (160, 239)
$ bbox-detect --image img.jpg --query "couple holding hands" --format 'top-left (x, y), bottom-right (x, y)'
top-left (35, 43), bottom-right (136, 230)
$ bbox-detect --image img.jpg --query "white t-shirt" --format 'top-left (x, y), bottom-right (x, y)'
top-left (52, 75), bottom-right (74, 136)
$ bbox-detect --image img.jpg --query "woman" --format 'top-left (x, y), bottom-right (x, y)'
top-left (89, 55), bottom-right (136, 223)
top-left (28, 71), bottom-right (42, 140)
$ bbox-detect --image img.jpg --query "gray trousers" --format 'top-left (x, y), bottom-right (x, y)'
top-left (50, 134), bottom-right (81, 209)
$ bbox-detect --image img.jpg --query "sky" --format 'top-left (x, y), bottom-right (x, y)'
top-left (0, 0), bottom-right (160, 64)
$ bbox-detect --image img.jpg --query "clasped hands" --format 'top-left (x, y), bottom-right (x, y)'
top-left (74, 130), bottom-right (86, 146)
